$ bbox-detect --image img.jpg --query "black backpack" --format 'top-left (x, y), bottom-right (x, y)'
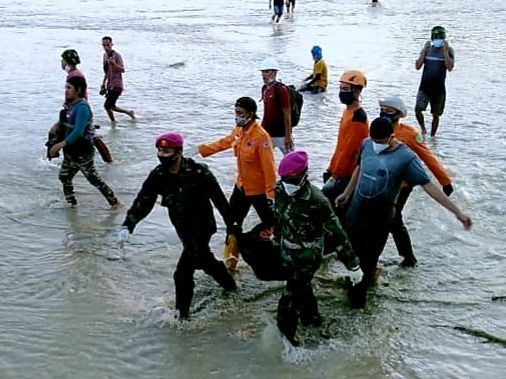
top-left (262, 82), bottom-right (303, 127)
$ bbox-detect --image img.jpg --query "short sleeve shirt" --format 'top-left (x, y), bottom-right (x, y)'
top-left (261, 82), bottom-right (290, 137)
top-left (346, 140), bottom-right (430, 225)
top-left (103, 50), bottom-right (124, 91)
top-left (313, 59), bottom-right (328, 90)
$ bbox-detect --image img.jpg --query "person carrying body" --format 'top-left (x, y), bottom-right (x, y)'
top-left (260, 58), bottom-right (294, 155)
top-left (378, 96), bottom-right (454, 267)
top-left (322, 70), bottom-right (369, 222)
top-left (48, 76), bottom-right (121, 209)
top-left (415, 26), bottom-right (455, 137)
top-left (194, 97), bottom-right (277, 270)
top-left (117, 132), bottom-right (237, 320)
top-left (271, 151), bottom-right (362, 346)
top-left (299, 45), bottom-right (328, 94)
top-left (336, 117), bottom-right (471, 308)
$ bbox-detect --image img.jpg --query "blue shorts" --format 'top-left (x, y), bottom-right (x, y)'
top-left (274, 5), bottom-right (283, 16)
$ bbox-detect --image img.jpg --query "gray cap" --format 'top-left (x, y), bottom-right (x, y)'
top-left (379, 96), bottom-right (407, 118)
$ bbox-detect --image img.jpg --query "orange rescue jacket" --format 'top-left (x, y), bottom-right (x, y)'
top-left (328, 103), bottom-right (369, 179)
top-left (198, 122), bottom-right (276, 199)
top-left (395, 122), bottom-right (451, 186)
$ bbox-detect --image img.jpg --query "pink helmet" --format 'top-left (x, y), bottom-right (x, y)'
top-left (278, 151), bottom-right (309, 177)
top-left (155, 132), bottom-right (184, 148)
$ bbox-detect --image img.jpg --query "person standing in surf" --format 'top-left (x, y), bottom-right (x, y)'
top-left (415, 26), bottom-right (455, 137)
top-left (271, 151), bottom-right (362, 346)
top-left (336, 117), bottom-right (471, 309)
top-left (322, 70), bottom-right (369, 223)
top-left (48, 76), bottom-right (122, 209)
top-left (117, 132), bottom-right (237, 321)
top-left (100, 36), bottom-right (135, 122)
top-left (260, 58), bottom-right (294, 154)
top-left (269, 0), bottom-right (285, 23)
top-left (286, 0), bottom-right (295, 15)
top-left (377, 96), bottom-right (454, 268)
top-left (194, 97), bottom-right (277, 271)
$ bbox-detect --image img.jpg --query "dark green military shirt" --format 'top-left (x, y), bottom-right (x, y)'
top-left (274, 180), bottom-right (358, 270)
top-left (123, 158), bottom-right (231, 241)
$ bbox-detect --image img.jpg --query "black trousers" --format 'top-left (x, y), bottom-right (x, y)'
top-left (229, 185), bottom-right (274, 228)
top-left (348, 205), bottom-right (393, 284)
top-left (173, 234), bottom-right (236, 318)
top-left (390, 186), bottom-right (414, 258)
top-left (321, 177), bottom-right (351, 224)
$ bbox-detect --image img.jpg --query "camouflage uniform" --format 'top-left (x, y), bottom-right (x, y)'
top-left (58, 100), bottom-right (118, 206)
top-left (122, 158), bottom-right (236, 319)
top-left (274, 179), bottom-right (358, 343)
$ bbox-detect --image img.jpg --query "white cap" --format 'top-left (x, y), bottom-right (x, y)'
top-left (379, 96), bottom-right (407, 118)
top-left (259, 57), bottom-right (280, 71)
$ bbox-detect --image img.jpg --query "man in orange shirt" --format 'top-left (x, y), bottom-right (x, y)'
top-left (196, 97), bottom-right (277, 269)
top-left (322, 70), bottom-right (369, 223)
top-left (378, 96), bottom-right (454, 267)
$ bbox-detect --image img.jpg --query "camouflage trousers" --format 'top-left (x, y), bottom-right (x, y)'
top-left (174, 233), bottom-right (237, 319)
top-left (58, 152), bottom-right (118, 206)
top-left (277, 248), bottom-right (322, 342)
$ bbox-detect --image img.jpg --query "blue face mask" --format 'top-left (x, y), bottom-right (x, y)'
top-left (432, 39), bottom-right (444, 48)
top-left (339, 91), bottom-right (355, 105)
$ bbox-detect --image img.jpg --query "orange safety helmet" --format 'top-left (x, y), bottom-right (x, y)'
top-left (339, 70), bottom-right (367, 88)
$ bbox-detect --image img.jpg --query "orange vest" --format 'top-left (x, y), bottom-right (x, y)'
top-left (328, 103), bottom-right (369, 178)
top-left (199, 122), bottom-right (277, 198)
top-left (395, 122), bottom-right (451, 186)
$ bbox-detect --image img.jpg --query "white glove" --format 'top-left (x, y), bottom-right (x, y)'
top-left (117, 226), bottom-right (130, 245)
top-left (348, 266), bottom-right (364, 286)
top-left (184, 145), bottom-right (200, 158)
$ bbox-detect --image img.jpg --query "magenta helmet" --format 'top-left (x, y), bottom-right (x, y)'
top-left (278, 151), bottom-right (309, 177)
top-left (155, 132), bottom-right (184, 148)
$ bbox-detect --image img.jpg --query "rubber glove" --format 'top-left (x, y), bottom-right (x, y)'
top-left (348, 266), bottom-right (364, 286)
top-left (184, 145), bottom-right (200, 158)
top-left (117, 226), bottom-right (130, 244)
top-left (442, 184), bottom-right (454, 196)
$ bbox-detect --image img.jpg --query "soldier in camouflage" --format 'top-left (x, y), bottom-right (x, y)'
top-left (117, 132), bottom-right (237, 320)
top-left (272, 151), bottom-right (363, 346)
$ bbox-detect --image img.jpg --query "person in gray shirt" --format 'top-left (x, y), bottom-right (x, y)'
top-left (415, 26), bottom-right (455, 137)
top-left (336, 117), bottom-right (471, 308)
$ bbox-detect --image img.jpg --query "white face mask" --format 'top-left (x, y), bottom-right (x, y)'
top-left (282, 182), bottom-right (300, 196)
top-left (372, 141), bottom-right (390, 154)
top-left (235, 116), bottom-right (250, 127)
top-left (63, 65), bottom-right (71, 73)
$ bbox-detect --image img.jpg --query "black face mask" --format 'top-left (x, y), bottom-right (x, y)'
top-left (380, 111), bottom-right (398, 124)
top-left (158, 155), bottom-right (178, 169)
top-left (339, 91), bottom-right (355, 105)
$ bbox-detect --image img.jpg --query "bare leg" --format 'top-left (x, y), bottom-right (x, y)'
top-left (112, 106), bottom-right (135, 119)
top-left (415, 110), bottom-right (427, 135)
top-left (105, 108), bottom-right (115, 122)
top-left (430, 114), bottom-right (440, 137)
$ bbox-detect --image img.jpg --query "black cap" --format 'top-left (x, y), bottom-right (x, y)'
top-left (370, 117), bottom-right (394, 139)
top-left (235, 97), bottom-right (258, 118)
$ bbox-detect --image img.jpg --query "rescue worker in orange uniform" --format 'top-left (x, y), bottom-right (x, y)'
top-left (322, 70), bottom-right (369, 223)
top-left (378, 96), bottom-right (454, 267)
top-left (195, 97), bottom-right (277, 269)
